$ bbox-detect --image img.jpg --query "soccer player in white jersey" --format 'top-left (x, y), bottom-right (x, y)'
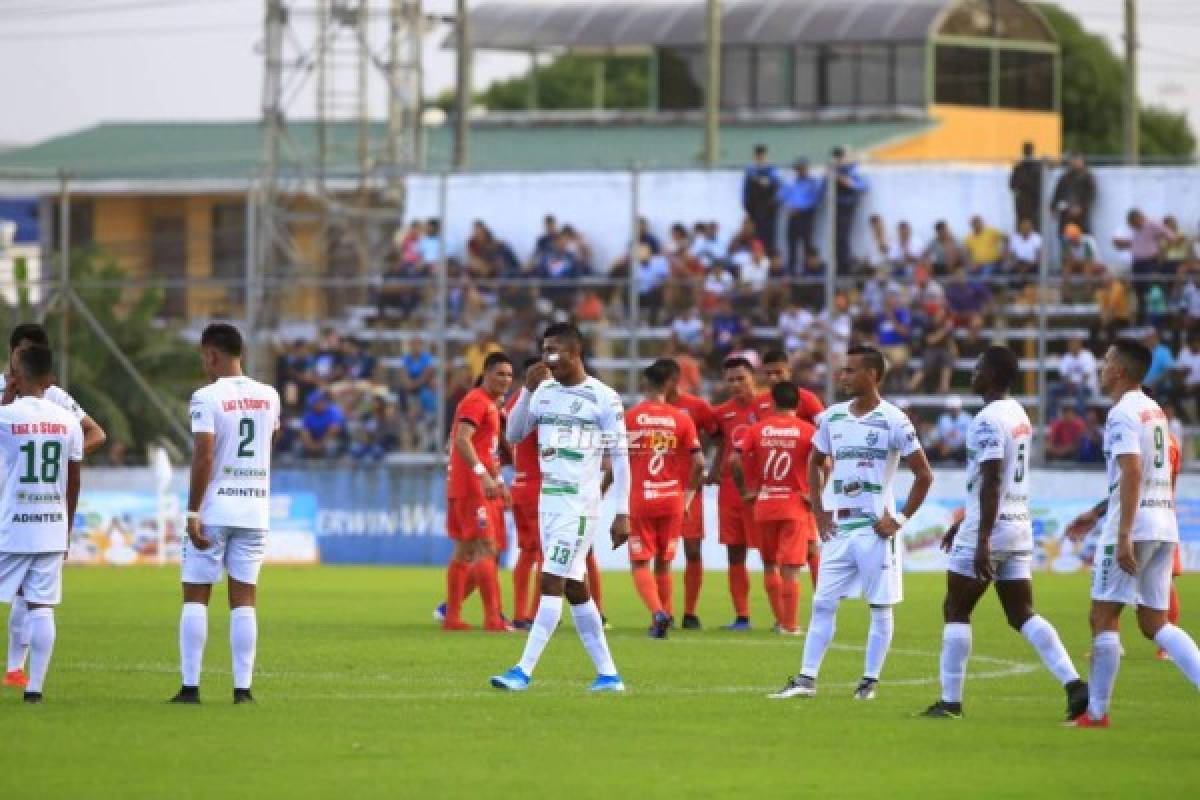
top-left (2, 323), bottom-right (106, 691)
top-left (770, 346), bottom-right (933, 701)
top-left (171, 323), bottom-right (280, 705)
top-left (0, 343), bottom-right (84, 702)
top-left (491, 322), bottom-right (630, 692)
top-left (920, 346), bottom-right (1088, 720)
top-left (1066, 339), bottom-right (1200, 728)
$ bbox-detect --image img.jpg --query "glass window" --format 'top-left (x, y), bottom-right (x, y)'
top-left (151, 216), bottom-right (187, 317)
top-left (823, 45), bottom-right (857, 106)
top-left (938, 0), bottom-right (1054, 43)
top-left (657, 47), bottom-right (705, 111)
top-left (51, 199), bottom-right (94, 251)
top-left (858, 45), bottom-right (891, 106)
top-left (721, 47), bottom-right (752, 109)
top-left (755, 47), bottom-right (790, 108)
top-left (998, 49), bottom-right (1054, 111)
top-left (894, 44), bottom-right (926, 106)
top-left (212, 202), bottom-right (246, 308)
top-left (793, 46), bottom-right (818, 107)
top-left (934, 44), bottom-right (991, 106)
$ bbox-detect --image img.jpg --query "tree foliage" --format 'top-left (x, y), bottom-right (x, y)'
top-left (440, 54), bottom-right (650, 112)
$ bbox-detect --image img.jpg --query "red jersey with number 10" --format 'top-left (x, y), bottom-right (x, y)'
top-left (736, 412), bottom-right (816, 522)
top-left (626, 400), bottom-right (701, 517)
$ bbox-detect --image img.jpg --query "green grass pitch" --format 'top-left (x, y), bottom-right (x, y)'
top-left (2, 566), bottom-right (1198, 799)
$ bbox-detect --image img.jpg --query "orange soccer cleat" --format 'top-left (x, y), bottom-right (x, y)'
top-left (4, 669), bottom-right (28, 689)
top-left (1069, 713), bottom-right (1110, 729)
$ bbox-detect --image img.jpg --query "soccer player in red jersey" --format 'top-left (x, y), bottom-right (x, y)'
top-left (443, 352), bottom-right (513, 631)
top-left (620, 360), bottom-right (705, 638)
top-left (710, 356), bottom-right (774, 630)
top-left (763, 349), bottom-right (824, 586)
top-left (734, 382), bottom-right (817, 635)
top-left (663, 360), bottom-right (719, 629)
top-left (505, 358), bottom-right (545, 629)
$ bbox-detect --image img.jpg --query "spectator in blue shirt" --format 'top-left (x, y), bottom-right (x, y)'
top-left (398, 337), bottom-right (437, 419)
top-left (341, 337), bottom-right (377, 381)
top-left (1143, 329), bottom-right (1175, 390)
top-left (635, 244), bottom-right (671, 323)
top-left (742, 144), bottom-right (783, 257)
top-left (535, 232), bottom-right (582, 310)
top-left (780, 158), bottom-right (826, 275)
top-left (710, 297), bottom-right (747, 362)
top-left (931, 395), bottom-right (972, 464)
top-left (875, 290), bottom-right (911, 384)
top-left (300, 389), bottom-right (346, 458)
top-left (831, 146), bottom-right (868, 271)
top-left (418, 218), bottom-right (441, 266)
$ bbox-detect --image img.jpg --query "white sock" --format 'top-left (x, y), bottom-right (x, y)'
top-left (179, 602), bottom-right (208, 688)
top-left (26, 607), bottom-right (55, 694)
top-left (1154, 624), bottom-right (1200, 688)
top-left (940, 623), bottom-right (972, 703)
top-left (518, 595), bottom-right (562, 676)
top-left (570, 599), bottom-right (617, 676)
top-left (864, 606), bottom-right (895, 680)
top-left (230, 607), bottom-right (257, 690)
top-left (7, 595), bottom-right (30, 672)
top-left (1020, 615), bottom-right (1080, 685)
top-left (800, 601), bottom-right (838, 679)
top-left (1088, 631), bottom-right (1122, 720)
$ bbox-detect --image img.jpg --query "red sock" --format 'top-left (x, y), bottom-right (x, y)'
top-left (1169, 582), bottom-right (1181, 626)
top-left (764, 571), bottom-right (784, 626)
top-left (473, 557), bottom-right (504, 628)
top-left (586, 551), bottom-right (605, 614)
top-left (463, 570), bottom-right (478, 601)
top-left (685, 561), bottom-right (703, 616)
top-left (632, 565), bottom-right (664, 616)
top-left (781, 575), bottom-right (800, 631)
top-left (729, 563), bottom-right (750, 618)
top-left (807, 550), bottom-right (820, 587)
top-left (445, 560), bottom-right (469, 625)
top-left (513, 548), bottom-right (538, 621)
top-left (656, 571), bottom-right (674, 616)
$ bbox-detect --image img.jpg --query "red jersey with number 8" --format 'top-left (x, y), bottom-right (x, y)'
top-left (626, 400), bottom-right (701, 517)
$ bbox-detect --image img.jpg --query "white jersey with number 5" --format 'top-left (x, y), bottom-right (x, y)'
top-left (190, 376), bottom-right (280, 530)
top-left (0, 396), bottom-right (83, 553)
top-left (1100, 389), bottom-right (1177, 545)
top-left (956, 398), bottom-right (1034, 552)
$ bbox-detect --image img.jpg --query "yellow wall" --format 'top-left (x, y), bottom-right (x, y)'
top-left (872, 104), bottom-right (1061, 163)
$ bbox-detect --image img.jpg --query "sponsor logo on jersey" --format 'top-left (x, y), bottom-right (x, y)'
top-left (223, 466), bottom-right (268, 479)
top-left (835, 446), bottom-right (889, 460)
top-left (221, 398), bottom-right (272, 412)
top-left (866, 430), bottom-right (880, 447)
top-left (570, 400), bottom-right (582, 413)
top-left (636, 413), bottom-right (677, 427)
top-left (12, 512), bottom-right (64, 523)
top-left (540, 446), bottom-right (558, 461)
top-left (215, 487), bottom-right (268, 498)
top-left (760, 425), bottom-right (800, 437)
top-left (14, 491), bottom-right (61, 505)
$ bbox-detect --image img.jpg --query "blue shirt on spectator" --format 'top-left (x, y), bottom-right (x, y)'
top-left (779, 176), bottom-right (826, 212)
top-left (711, 313), bottom-right (746, 353)
top-left (418, 235), bottom-right (440, 265)
top-left (636, 255), bottom-right (670, 294)
top-left (303, 394), bottom-right (345, 439)
top-left (1145, 343), bottom-right (1174, 387)
top-left (835, 164), bottom-right (868, 208)
top-left (876, 307), bottom-right (911, 346)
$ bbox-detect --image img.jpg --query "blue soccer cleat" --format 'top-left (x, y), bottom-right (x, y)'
top-left (589, 673), bottom-right (626, 693)
top-left (721, 617), bottom-right (752, 631)
top-left (433, 602), bottom-right (447, 623)
top-left (490, 667), bottom-right (532, 692)
top-left (649, 611), bottom-right (671, 639)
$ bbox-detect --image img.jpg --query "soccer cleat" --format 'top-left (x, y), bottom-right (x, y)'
top-left (919, 700), bottom-right (963, 719)
top-left (483, 619), bottom-right (515, 633)
top-left (602, 615), bottom-right (613, 631)
top-left (432, 602), bottom-right (447, 623)
top-left (721, 617), bottom-right (752, 631)
top-left (853, 678), bottom-right (878, 700)
top-left (4, 669), bottom-right (28, 689)
top-left (512, 619), bottom-right (533, 631)
top-left (442, 619), bottom-right (473, 632)
top-left (771, 623), bottom-right (804, 636)
top-left (22, 691), bottom-right (42, 704)
top-left (1065, 680), bottom-right (1089, 722)
top-left (649, 611), bottom-right (671, 640)
top-left (1069, 713), bottom-right (1110, 729)
top-left (589, 673), bottom-right (626, 693)
top-left (233, 689), bottom-right (256, 705)
top-left (1156, 648), bottom-right (1172, 661)
top-left (169, 686), bottom-right (201, 704)
top-left (768, 674), bottom-right (816, 699)
top-left (681, 614), bottom-right (702, 630)
top-left (490, 666), bottom-right (532, 692)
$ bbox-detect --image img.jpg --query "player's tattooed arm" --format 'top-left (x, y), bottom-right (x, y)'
top-left (706, 434), bottom-right (725, 485)
top-left (186, 432), bottom-right (216, 550)
top-left (454, 420), bottom-right (500, 499)
top-left (684, 450), bottom-right (705, 516)
top-left (877, 448), bottom-right (934, 538)
top-left (1065, 499), bottom-right (1107, 541)
top-left (80, 415), bottom-right (107, 455)
top-left (730, 452), bottom-right (754, 503)
top-left (1115, 452), bottom-right (1141, 575)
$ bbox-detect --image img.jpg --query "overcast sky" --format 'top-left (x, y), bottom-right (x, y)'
top-left (0, 0), bottom-right (1197, 146)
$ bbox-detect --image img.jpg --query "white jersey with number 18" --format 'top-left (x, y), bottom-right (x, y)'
top-left (0, 396), bottom-right (83, 553)
top-left (956, 397), bottom-right (1034, 553)
top-left (190, 376), bottom-right (280, 530)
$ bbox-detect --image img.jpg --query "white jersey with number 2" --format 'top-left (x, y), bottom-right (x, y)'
top-left (190, 376), bottom-right (281, 531)
top-left (0, 396), bottom-right (83, 553)
top-left (1100, 389), bottom-right (1177, 545)
top-left (956, 397), bottom-right (1034, 553)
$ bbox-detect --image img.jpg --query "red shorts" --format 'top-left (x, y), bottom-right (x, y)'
top-left (718, 500), bottom-right (759, 549)
top-left (491, 499), bottom-right (508, 552)
top-left (682, 493), bottom-right (704, 540)
top-left (629, 514), bottom-right (683, 562)
top-left (1173, 543), bottom-right (1183, 578)
top-left (447, 497), bottom-right (497, 543)
top-left (513, 501), bottom-right (541, 551)
top-left (757, 514), bottom-right (815, 566)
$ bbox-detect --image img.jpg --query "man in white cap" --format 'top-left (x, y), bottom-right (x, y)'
top-left (933, 396), bottom-right (972, 463)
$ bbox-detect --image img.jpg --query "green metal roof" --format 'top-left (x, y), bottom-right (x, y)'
top-left (0, 118), bottom-right (932, 182)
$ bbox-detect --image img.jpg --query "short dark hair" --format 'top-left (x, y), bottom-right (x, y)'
top-left (771, 381), bottom-right (799, 410)
top-left (661, 358), bottom-right (681, 380)
top-left (200, 323), bottom-right (244, 357)
top-left (722, 356), bottom-right (755, 373)
top-left (847, 345), bottom-right (887, 382)
top-left (521, 356), bottom-right (541, 372)
top-left (9, 323), bottom-right (48, 352)
top-left (482, 351), bottom-right (512, 373)
top-left (542, 322), bottom-right (585, 352)
top-left (982, 345), bottom-right (1019, 392)
top-left (643, 359), bottom-right (675, 390)
top-left (763, 348), bottom-right (788, 365)
top-left (16, 343), bottom-right (53, 382)
top-left (1112, 338), bottom-right (1152, 383)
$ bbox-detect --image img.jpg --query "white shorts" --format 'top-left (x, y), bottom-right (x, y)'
top-left (1091, 540), bottom-right (1176, 610)
top-left (0, 552), bottom-right (64, 606)
top-left (182, 526), bottom-right (267, 586)
top-left (947, 545), bottom-right (1033, 582)
top-left (540, 512), bottom-right (596, 583)
top-left (813, 532), bottom-right (903, 607)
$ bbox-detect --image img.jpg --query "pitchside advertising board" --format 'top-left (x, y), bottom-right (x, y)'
top-left (64, 467), bottom-right (1200, 571)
